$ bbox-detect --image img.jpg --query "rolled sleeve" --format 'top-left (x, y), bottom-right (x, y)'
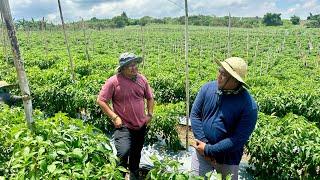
top-left (98, 80), bottom-right (114, 102)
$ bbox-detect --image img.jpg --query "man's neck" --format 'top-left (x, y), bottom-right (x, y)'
top-left (120, 72), bottom-right (137, 81)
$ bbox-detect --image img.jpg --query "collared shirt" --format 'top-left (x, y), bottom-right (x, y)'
top-left (98, 73), bottom-right (153, 130)
top-left (0, 92), bottom-right (20, 106)
top-left (191, 81), bottom-right (258, 165)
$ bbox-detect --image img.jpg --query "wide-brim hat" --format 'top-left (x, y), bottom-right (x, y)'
top-left (215, 57), bottom-right (249, 88)
top-left (116, 52), bottom-right (142, 71)
top-left (0, 81), bottom-right (14, 89)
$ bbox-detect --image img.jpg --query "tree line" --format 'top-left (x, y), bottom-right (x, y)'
top-left (10, 12), bottom-right (320, 31)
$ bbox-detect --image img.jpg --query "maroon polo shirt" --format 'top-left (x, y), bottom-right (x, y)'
top-left (98, 73), bottom-right (153, 130)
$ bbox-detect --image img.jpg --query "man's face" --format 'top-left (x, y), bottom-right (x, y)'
top-left (217, 67), bottom-right (238, 90)
top-left (122, 61), bottom-right (138, 78)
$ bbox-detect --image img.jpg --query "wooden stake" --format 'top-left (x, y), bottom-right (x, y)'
top-left (1, 14), bottom-right (9, 63)
top-left (157, 43), bottom-right (160, 69)
top-left (227, 12), bottom-right (231, 57)
top-left (82, 18), bottom-right (90, 61)
top-left (41, 17), bottom-right (48, 59)
top-left (0, 0), bottom-right (34, 131)
top-left (57, 0), bottom-right (75, 81)
top-left (253, 39), bottom-right (259, 76)
top-left (184, 0), bottom-right (190, 149)
top-left (246, 31), bottom-right (249, 59)
top-left (140, 25), bottom-right (145, 71)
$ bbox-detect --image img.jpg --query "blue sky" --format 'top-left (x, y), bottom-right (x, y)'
top-left (7, 0), bottom-right (320, 22)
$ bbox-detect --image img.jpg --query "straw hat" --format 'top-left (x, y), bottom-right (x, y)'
top-left (215, 57), bottom-right (249, 88)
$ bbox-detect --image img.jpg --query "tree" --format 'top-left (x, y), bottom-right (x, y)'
top-left (307, 13), bottom-right (313, 20)
top-left (139, 16), bottom-right (153, 26)
top-left (306, 13), bottom-right (320, 28)
top-left (290, 15), bottom-right (300, 25)
top-left (262, 13), bottom-right (283, 26)
top-left (112, 15), bottom-right (126, 28)
top-left (90, 17), bottom-right (98, 21)
top-left (120, 11), bottom-right (129, 25)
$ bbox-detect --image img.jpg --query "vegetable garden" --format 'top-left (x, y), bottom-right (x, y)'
top-left (1, 22), bottom-right (320, 179)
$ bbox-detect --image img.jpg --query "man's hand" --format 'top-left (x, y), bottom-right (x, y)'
top-left (113, 116), bottom-right (122, 128)
top-left (192, 139), bottom-right (217, 166)
top-left (192, 139), bottom-right (206, 155)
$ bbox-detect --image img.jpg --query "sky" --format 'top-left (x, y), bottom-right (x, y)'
top-left (7, 0), bottom-right (320, 22)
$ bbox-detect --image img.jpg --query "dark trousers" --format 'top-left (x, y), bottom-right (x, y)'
top-left (114, 125), bottom-right (147, 173)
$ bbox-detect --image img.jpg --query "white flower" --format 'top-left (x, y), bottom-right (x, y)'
top-left (292, 146), bottom-right (300, 154)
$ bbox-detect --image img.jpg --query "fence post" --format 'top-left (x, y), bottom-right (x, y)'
top-left (184, 0), bottom-right (190, 149)
top-left (0, 0), bottom-right (35, 131)
top-left (41, 17), bottom-right (49, 59)
top-left (227, 12), bottom-right (231, 57)
top-left (82, 18), bottom-right (90, 61)
top-left (57, 0), bottom-right (75, 81)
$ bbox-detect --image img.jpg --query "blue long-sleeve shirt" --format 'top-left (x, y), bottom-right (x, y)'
top-left (191, 81), bottom-right (258, 165)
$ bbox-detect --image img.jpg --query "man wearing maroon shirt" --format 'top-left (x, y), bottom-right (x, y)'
top-left (97, 52), bottom-right (154, 179)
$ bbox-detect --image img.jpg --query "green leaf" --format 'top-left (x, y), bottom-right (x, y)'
top-left (71, 148), bottom-right (83, 159)
top-left (23, 146), bottom-right (31, 156)
top-left (58, 177), bottom-right (69, 180)
top-left (117, 166), bottom-right (128, 173)
top-left (38, 147), bottom-right (46, 156)
top-left (39, 160), bottom-right (47, 171)
top-left (54, 141), bottom-right (65, 148)
top-left (48, 163), bottom-right (56, 173)
top-left (57, 150), bottom-right (67, 156)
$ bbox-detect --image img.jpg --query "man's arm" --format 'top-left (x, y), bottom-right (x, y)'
top-left (146, 97), bottom-right (154, 125)
top-left (143, 79), bottom-right (154, 125)
top-left (191, 86), bottom-right (208, 143)
top-left (96, 98), bottom-right (122, 128)
top-left (97, 78), bottom-right (122, 128)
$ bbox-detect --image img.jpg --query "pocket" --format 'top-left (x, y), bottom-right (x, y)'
top-left (114, 126), bottom-right (129, 141)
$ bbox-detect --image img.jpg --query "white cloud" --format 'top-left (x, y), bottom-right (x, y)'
top-left (10, 0), bottom-right (32, 8)
top-left (6, 0), bottom-right (320, 21)
top-left (302, 0), bottom-right (317, 9)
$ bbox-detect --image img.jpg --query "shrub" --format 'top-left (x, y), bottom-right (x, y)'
top-left (247, 113), bottom-right (320, 179)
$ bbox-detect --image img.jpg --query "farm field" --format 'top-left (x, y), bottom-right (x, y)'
top-left (1, 24), bottom-right (320, 179)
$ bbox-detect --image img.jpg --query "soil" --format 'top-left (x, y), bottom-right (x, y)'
top-left (177, 125), bottom-right (195, 147)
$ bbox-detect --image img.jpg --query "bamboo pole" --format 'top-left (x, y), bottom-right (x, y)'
top-left (184, 0), bottom-right (190, 149)
top-left (317, 43), bottom-right (320, 68)
top-left (0, 0), bottom-right (34, 131)
top-left (227, 12), bottom-right (231, 57)
top-left (259, 53), bottom-right (263, 76)
top-left (199, 45), bottom-right (202, 77)
top-left (308, 38), bottom-right (313, 54)
top-left (246, 31), bottom-right (249, 59)
top-left (266, 50), bottom-right (270, 74)
top-left (157, 43), bottom-right (160, 69)
top-left (281, 31), bottom-right (286, 52)
top-left (26, 26), bottom-right (30, 47)
top-left (81, 18), bottom-right (90, 61)
top-left (253, 39), bottom-right (259, 76)
top-left (1, 14), bottom-right (9, 63)
top-left (140, 25), bottom-right (145, 71)
top-left (41, 17), bottom-right (48, 59)
top-left (57, 0), bottom-right (75, 81)
top-left (212, 43), bottom-right (215, 64)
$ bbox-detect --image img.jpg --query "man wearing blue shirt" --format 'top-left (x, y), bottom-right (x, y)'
top-left (191, 57), bottom-right (258, 179)
top-left (0, 81), bottom-right (22, 106)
